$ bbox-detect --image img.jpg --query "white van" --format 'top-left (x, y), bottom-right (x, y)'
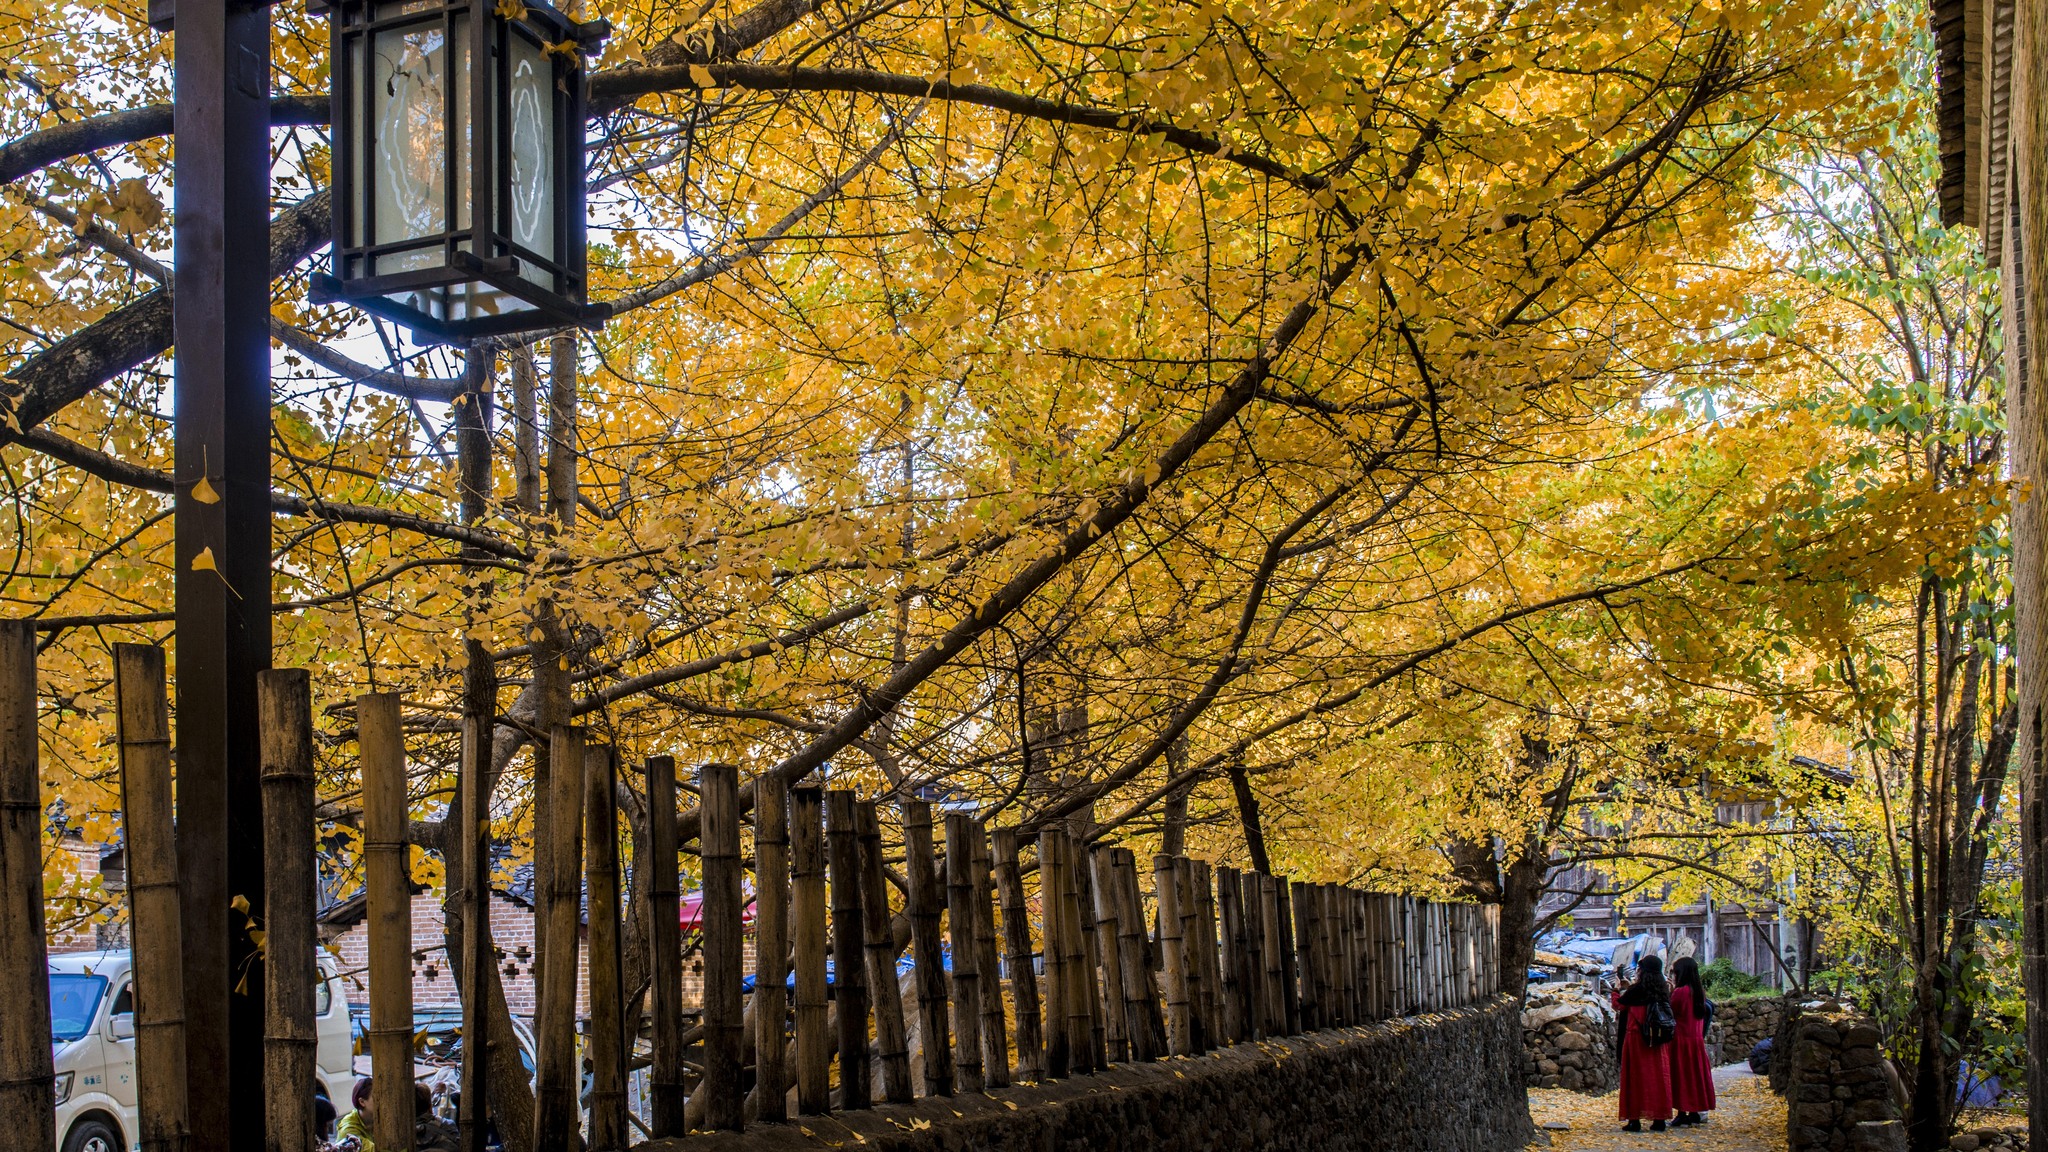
top-left (49, 950), bottom-right (355, 1152)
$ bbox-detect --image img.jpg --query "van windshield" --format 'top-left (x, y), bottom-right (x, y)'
top-left (49, 974), bottom-right (108, 1042)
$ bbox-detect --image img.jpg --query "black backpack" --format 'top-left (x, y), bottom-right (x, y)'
top-left (1641, 998), bottom-right (1677, 1047)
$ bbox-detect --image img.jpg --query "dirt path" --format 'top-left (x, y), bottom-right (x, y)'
top-left (1527, 1065), bottom-right (1785, 1152)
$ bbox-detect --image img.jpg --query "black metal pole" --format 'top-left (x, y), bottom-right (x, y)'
top-left (160, 2), bottom-right (273, 1149)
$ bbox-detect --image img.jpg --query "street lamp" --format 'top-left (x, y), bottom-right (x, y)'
top-left (312, 0), bottom-right (610, 342)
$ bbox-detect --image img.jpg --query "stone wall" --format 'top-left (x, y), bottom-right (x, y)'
top-left (641, 996), bottom-right (1529, 1152)
top-left (1708, 995), bottom-right (1785, 1067)
top-left (1522, 983), bottom-right (1617, 1093)
top-left (1774, 1001), bottom-right (1905, 1152)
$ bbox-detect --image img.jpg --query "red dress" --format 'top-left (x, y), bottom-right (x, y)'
top-left (1611, 987), bottom-right (1673, 1121)
top-left (1669, 986), bottom-right (1717, 1113)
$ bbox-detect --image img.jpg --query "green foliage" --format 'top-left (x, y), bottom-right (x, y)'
top-left (1700, 957), bottom-right (1769, 1002)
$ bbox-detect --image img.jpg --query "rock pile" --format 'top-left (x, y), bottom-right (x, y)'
top-left (1778, 1004), bottom-right (1903, 1152)
top-left (1947, 1127), bottom-right (2026, 1152)
top-left (1521, 983), bottom-right (1617, 1093)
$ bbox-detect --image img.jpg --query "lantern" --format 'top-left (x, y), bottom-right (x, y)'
top-left (311, 0), bottom-right (609, 342)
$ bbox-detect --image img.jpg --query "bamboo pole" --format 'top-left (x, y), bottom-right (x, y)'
top-left (457, 673), bottom-right (495, 1152)
top-left (943, 815), bottom-right (986, 1092)
top-left (1346, 889), bottom-right (1364, 1024)
top-left (259, 669), bottom-right (317, 1152)
top-left (969, 827), bottom-right (1009, 1087)
top-left (585, 746), bottom-right (627, 1149)
top-left (1071, 839), bottom-right (1108, 1071)
top-left (116, 645), bottom-right (187, 1152)
top-left (1108, 850), bottom-right (1157, 1061)
top-left (698, 764), bottom-right (745, 1130)
top-left (904, 800), bottom-right (953, 1096)
top-left (1174, 857), bottom-right (1205, 1050)
top-left (1037, 829), bottom-right (1070, 1078)
top-left (854, 801), bottom-right (912, 1103)
top-left (1276, 882), bottom-right (1300, 1033)
top-left (1088, 846), bottom-right (1129, 1063)
top-left (0, 622), bottom-right (52, 1152)
top-left (1194, 862), bottom-right (1223, 1046)
top-left (1216, 867), bottom-right (1244, 1043)
top-left (1058, 836), bottom-right (1094, 1073)
top-left (1293, 880), bottom-right (1319, 1031)
top-left (533, 727), bottom-right (583, 1152)
top-left (754, 773), bottom-right (792, 1122)
top-left (1256, 876), bottom-right (1281, 1035)
top-left (1317, 885), bottom-right (1339, 1026)
top-left (992, 829), bottom-right (1045, 1080)
top-left (1153, 854), bottom-right (1191, 1055)
top-left (1240, 872), bottom-right (1265, 1039)
top-left (791, 787), bottom-right (830, 1114)
top-left (825, 791), bottom-right (870, 1107)
top-left (646, 756), bottom-right (686, 1136)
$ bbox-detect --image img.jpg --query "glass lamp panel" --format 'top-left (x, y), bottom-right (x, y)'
top-left (504, 29), bottom-right (555, 286)
top-left (368, 15), bottom-right (452, 273)
top-left (453, 10), bottom-right (471, 232)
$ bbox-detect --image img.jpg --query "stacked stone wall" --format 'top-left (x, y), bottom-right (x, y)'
top-left (1708, 995), bottom-right (1785, 1066)
top-left (1521, 983), bottom-right (1617, 1093)
top-left (644, 996), bottom-right (1529, 1152)
top-left (1772, 1001), bottom-right (1905, 1152)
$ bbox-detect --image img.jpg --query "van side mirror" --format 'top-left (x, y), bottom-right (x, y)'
top-left (110, 1014), bottom-right (135, 1040)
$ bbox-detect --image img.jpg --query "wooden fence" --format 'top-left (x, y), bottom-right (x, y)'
top-left (0, 639), bottom-right (1502, 1151)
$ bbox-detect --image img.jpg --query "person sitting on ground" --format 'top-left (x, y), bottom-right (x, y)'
top-left (1667, 956), bottom-right (1718, 1127)
top-left (412, 1081), bottom-right (459, 1152)
top-left (331, 1078), bottom-right (375, 1151)
top-left (1611, 954), bottom-right (1675, 1134)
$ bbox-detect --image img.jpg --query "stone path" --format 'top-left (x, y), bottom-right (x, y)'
top-left (1527, 1065), bottom-right (1785, 1152)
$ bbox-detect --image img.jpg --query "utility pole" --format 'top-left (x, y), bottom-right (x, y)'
top-left (149, 1), bottom-right (274, 1148)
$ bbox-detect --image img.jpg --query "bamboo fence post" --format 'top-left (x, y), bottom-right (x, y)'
top-left (904, 800), bottom-right (953, 1095)
top-left (754, 772), bottom-right (792, 1122)
top-left (357, 692), bottom-right (412, 1152)
top-left (1109, 850), bottom-right (1158, 1061)
top-left (1292, 880), bottom-right (1319, 1030)
top-left (1377, 893), bottom-right (1396, 1019)
top-left (854, 801), bottom-right (913, 1103)
top-left (1216, 867), bottom-right (1242, 1043)
top-left (697, 765), bottom-right (744, 1130)
top-left (1486, 904), bottom-right (1501, 995)
top-left (1172, 857), bottom-right (1204, 1050)
top-left (1346, 889), bottom-right (1365, 1024)
top-left (645, 756), bottom-right (686, 1136)
top-left (1152, 854), bottom-right (1191, 1055)
top-left (1236, 870), bottom-right (1264, 1040)
top-left (1256, 876), bottom-right (1281, 1036)
top-left (791, 787), bottom-right (830, 1114)
top-left (259, 670), bottom-right (317, 1152)
top-left (1037, 829), bottom-right (1070, 1078)
top-left (1276, 881), bottom-right (1300, 1033)
top-left (992, 829), bottom-right (1045, 1080)
top-left (0, 623), bottom-right (52, 1152)
top-left (969, 827), bottom-right (1009, 1087)
top-left (115, 645), bottom-right (188, 1152)
top-left (943, 815), bottom-right (986, 1092)
top-left (1071, 839), bottom-right (1108, 1071)
top-left (1193, 862), bottom-right (1223, 1047)
top-left (585, 746), bottom-right (628, 1148)
top-left (1059, 836), bottom-right (1095, 1073)
top-left (1327, 881), bottom-right (1343, 1016)
top-left (1088, 846), bottom-right (1129, 1063)
top-left (457, 681), bottom-right (495, 1152)
top-left (534, 727), bottom-right (583, 1152)
top-left (824, 791), bottom-right (870, 1107)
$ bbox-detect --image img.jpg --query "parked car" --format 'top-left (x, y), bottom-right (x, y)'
top-left (49, 949), bottom-right (354, 1152)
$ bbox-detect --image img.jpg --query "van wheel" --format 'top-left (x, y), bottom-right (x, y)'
top-left (62, 1117), bottom-right (122, 1152)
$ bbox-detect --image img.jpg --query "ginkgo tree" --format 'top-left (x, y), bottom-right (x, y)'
top-left (0, 0), bottom-right (1949, 1138)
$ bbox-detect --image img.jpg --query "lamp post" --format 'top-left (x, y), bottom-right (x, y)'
top-left (146, 0), bottom-right (274, 1148)
top-left (312, 0), bottom-right (609, 343)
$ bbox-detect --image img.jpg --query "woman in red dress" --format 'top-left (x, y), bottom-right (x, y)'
top-left (1667, 957), bottom-right (1718, 1126)
top-left (1610, 955), bottom-right (1674, 1132)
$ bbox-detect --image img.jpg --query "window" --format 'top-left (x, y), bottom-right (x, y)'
top-left (316, 973), bottom-right (333, 1017)
top-left (48, 974), bottom-right (108, 1042)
